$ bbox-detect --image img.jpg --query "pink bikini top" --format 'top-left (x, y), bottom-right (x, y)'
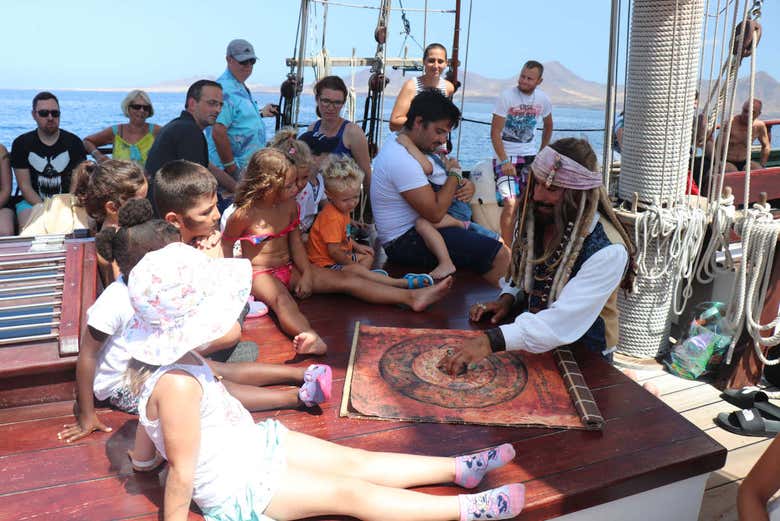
top-left (225, 206), bottom-right (301, 245)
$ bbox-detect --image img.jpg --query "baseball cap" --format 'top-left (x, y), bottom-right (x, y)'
top-left (227, 39), bottom-right (257, 62)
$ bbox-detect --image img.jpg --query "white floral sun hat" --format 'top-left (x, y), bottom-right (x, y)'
top-left (122, 242), bottom-right (251, 366)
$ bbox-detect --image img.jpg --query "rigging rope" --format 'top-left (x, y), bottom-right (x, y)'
top-left (454, 0), bottom-right (473, 159)
top-left (724, 210), bottom-right (780, 365)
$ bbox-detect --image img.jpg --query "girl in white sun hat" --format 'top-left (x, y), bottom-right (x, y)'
top-left (124, 242), bottom-right (525, 521)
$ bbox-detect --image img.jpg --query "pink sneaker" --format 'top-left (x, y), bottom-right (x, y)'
top-left (298, 364), bottom-right (332, 407)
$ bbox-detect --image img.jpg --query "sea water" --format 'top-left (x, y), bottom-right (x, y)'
top-left (0, 89), bottom-right (607, 171)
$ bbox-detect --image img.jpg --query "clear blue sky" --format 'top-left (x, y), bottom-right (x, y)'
top-left (2, 0), bottom-right (778, 90)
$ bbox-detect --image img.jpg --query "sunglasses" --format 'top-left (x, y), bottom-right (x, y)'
top-left (318, 98), bottom-right (345, 108)
top-left (36, 110), bottom-right (60, 118)
top-left (129, 104), bottom-right (152, 112)
top-left (237, 58), bottom-right (256, 66)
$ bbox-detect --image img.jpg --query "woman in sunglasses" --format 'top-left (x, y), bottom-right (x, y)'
top-left (83, 90), bottom-right (161, 167)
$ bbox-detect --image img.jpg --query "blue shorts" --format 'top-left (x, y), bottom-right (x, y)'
top-left (493, 156), bottom-right (533, 201)
top-left (15, 199), bottom-right (33, 213)
top-left (384, 226), bottom-right (502, 275)
top-left (431, 182), bottom-right (472, 221)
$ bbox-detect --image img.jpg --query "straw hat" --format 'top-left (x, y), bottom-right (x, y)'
top-left (122, 242), bottom-right (251, 365)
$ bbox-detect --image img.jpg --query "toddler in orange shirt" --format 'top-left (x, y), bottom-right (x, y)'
top-left (307, 156), bottom-right (433, 289)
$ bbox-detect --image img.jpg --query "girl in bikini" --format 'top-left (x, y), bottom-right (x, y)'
top-left (222, 148), bottom-right (327, 355)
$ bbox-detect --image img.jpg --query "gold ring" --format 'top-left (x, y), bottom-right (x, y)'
top-left (477, 303), bottom-right (487, 310)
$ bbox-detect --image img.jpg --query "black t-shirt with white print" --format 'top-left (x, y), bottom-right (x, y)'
top-left (10, 129), bottom-right (87, 199)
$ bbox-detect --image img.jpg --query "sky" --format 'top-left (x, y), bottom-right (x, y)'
top-left (2, 0), bottom-right (778, 90)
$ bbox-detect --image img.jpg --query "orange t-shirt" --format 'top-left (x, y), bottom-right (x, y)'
top-left (306, 202), bottom-right (354, 267)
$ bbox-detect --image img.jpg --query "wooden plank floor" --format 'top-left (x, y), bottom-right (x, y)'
top-left (614, 356), bottom-right (779, 521)
top-left (0, 271), bottom-right (729, 521)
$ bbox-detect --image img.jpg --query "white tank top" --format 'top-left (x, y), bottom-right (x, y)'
top-left (138, 356), bottom-right (262, 509)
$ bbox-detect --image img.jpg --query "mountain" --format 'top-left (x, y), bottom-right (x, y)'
top-left (148, 62), bottom-right (780, 116)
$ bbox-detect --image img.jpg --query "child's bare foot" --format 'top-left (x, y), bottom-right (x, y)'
top-left (429, 262), bottom-right (456, 280)
top-left (294, 331), bottom-right (328, 355)
top-left (409, 276), bottom-right (453, 312)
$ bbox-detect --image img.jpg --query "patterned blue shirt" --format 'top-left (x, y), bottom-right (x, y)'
top-left (205, 69), bottom-right (267, 173)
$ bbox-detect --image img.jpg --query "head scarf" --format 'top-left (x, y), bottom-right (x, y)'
top-left (531, 146), bottom-right (602, 190)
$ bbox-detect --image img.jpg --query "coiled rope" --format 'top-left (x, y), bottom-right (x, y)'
top-left (616, 0), bottom-right (706, 359)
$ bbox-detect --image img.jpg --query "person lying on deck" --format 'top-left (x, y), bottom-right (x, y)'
top-left (723, 99), bottom-right (770, 172)
top-left (57, 200), bottom-right (332, 444)
top-left (124, 242), bottom-right (526, 521)
top-left (371, 89), bottom-right (510, 286)
top-left (439, 138), bottom-right (637, 375)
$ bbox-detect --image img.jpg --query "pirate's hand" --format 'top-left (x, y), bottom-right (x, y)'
top-left (469, 294), bottom-right (513, 323)
top-left (437, 336), bottom-right (492, 376)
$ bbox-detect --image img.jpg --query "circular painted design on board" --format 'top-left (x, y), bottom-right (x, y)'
top-left (379, 333), bottom-right (528, 408)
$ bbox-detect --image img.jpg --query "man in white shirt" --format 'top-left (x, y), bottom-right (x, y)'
top-left (490, 60), bottom-right (553, 245)
top-left (371, 90), bottom-right (510, 286)
top-left (439, 138), bottom-right (636, 375)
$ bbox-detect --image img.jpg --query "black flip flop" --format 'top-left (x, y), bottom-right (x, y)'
top-left (714, 408), bottom-right (780, 437)
top-left (721, 387), bottom-right (780, 419)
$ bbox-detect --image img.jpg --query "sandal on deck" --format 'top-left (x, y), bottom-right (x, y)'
top-left (714, 408), bottom-right (780, 437)
top-left (721, 387), bottom-right (780, 418)
top-left (403, 273), bottom-right (434, 289)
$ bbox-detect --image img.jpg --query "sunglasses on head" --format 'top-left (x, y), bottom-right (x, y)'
top-left (236, 58), bottom-right (256, 66)
top-left (129, 104), bottom-right (151, 112)
top-left (36, 109), bottom-right (60, 118)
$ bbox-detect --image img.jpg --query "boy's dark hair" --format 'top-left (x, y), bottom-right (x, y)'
top-left (32, 91), bottom-right (59, 110)
top-left (523, 60), bottom-right (544, 77)
top-left (95, 199), bottom-right (180, 277)
top-left (402, 89), bottom-right (461, 131)
top-left (185, 79), bottom-right (222, 107)
top-left (153, 160), bottom-right (217, 216)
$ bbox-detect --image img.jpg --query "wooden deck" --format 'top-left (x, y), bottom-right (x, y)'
top-left (615, 355), bottom-right (779, 521)
top-left (0, 271), bottom-right (738, 521)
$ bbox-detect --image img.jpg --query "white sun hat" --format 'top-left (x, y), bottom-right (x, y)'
top-left (122, 242), bottom-right (251, 366)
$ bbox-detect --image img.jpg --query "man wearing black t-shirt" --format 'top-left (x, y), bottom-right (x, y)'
top-left (145, 79), bottom-right (236, 215)
top-left (10, 91), bottom-right (87, 227)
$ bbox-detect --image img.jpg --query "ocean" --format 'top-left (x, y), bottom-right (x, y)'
top-left (0, 89), bottom-right (607, 171)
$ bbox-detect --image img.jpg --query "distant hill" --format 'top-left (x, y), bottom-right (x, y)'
top-left (146, 61), bottom-right (780, 116)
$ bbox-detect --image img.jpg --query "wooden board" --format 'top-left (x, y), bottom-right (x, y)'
top-left (0, 270), bottom-right (727, 521)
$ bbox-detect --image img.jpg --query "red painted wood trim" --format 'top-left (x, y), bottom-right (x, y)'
top-left (58, 242), bottom-right (84, 356)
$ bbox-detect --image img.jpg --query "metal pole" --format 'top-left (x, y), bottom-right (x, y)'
top-left (601, 0), bottom-right (621, 190)
top-left (294, 0), bottom-right (311, 126)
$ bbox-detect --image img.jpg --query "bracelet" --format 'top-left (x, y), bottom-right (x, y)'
top-left (447, 167), bottom-right (463, 184)
top-left (484, 327), bottom-right (506, 353)
top-left (223, 160), bottom-right (236, 168)
top-left (497, 158), bottom-right (511, 166)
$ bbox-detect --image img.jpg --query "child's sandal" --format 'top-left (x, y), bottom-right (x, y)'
top-left (403, 273), bottom-right (434, 289)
